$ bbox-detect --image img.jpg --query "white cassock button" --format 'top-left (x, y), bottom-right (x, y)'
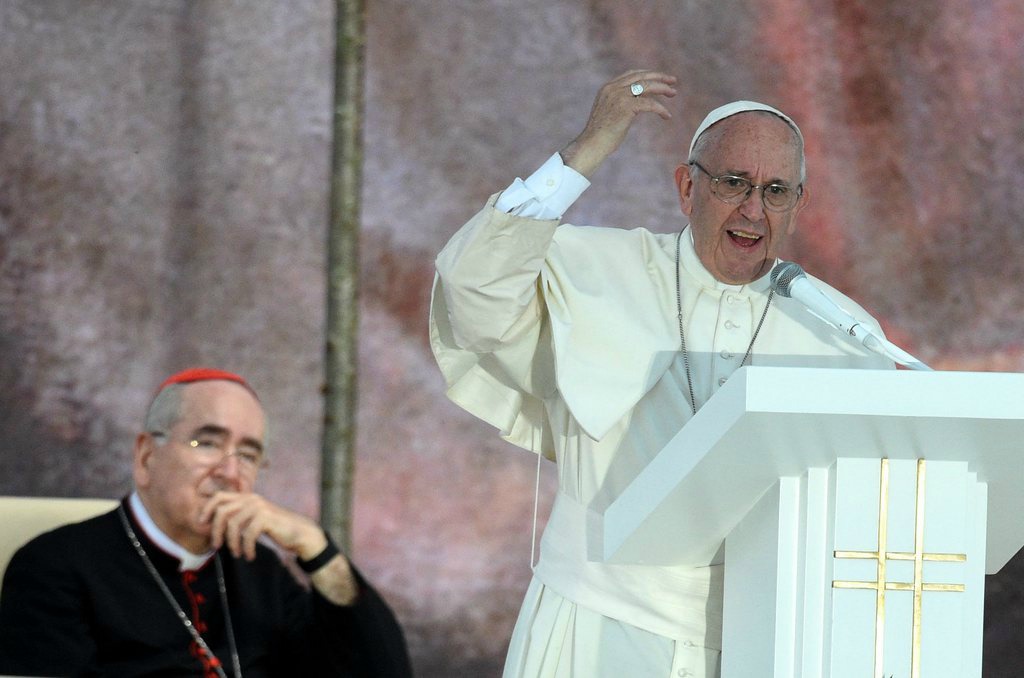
top-left (678, 670), bottom-right (693, 677)
top-left (724, 320), bottom-right (738, 329)
top-left (546, 179), bottom-right (556, 187)
top-left (720, 350), bottom-right (734, 359)
top-left (718, 376), bottom-right (728, 386)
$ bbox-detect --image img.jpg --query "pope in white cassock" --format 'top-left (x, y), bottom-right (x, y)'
top-left (429, 70), bottom-right (893, 678)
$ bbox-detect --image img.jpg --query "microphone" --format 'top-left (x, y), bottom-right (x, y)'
top-left (770, 261), bottom-right (932, 371)
top-left (770, 262), bottom-right (870, 339)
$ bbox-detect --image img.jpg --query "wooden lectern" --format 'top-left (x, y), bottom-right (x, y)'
top-left (598, 367), bottom-right (1024, 678)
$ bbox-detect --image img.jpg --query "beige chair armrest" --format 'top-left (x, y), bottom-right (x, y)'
top-left (0, 497), bottom-right (119, 585)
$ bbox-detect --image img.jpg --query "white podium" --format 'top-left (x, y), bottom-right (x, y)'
top-left (598, 367), bottom-right (1024, 678)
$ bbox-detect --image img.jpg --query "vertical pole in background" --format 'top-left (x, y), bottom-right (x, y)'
top-left (321, 0), bottom-right (365, 552)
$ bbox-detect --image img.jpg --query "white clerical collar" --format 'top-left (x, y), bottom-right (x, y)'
top-left (679, 225), bottom-right (774, 295)
top-left (129, 492), bottom-right (215, 572)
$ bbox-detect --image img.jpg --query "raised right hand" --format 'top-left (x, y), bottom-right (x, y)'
top-left (560, 69), bottom-right (678, 178)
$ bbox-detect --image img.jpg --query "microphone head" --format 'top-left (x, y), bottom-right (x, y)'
top-left (770, 261), bottom-right (806, 298)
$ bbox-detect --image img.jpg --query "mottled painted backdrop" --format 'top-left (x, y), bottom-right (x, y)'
top-left (2, 1), bottom-right (1023, 675)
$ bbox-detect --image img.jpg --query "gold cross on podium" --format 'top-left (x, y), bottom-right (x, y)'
top-left (832, 459), bottom-right (966, 678)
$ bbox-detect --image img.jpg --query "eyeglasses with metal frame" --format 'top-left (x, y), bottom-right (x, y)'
top-left (150, 430), bottom-right (268, 472)
top-left (690, 161), bottom-right (803, 212)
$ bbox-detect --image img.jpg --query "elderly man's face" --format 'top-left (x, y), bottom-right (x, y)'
top-left (133, 380), bottom-right (265, 553)
top-left (676, 112), bottom-right (807, 285)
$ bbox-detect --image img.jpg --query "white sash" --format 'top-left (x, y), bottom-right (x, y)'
top-left (533, 491), bottom-right (724, 650)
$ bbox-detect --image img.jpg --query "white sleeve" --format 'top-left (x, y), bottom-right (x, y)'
top-left (494, 153), bottom-right (591, 220)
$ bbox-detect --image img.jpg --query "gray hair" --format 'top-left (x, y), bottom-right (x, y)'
top-left (688, 109), bottom-right (806, 184)
top-left (142, 381), bottom-right (270, 451)
top-left (143, 383), bottom-right (186, 433)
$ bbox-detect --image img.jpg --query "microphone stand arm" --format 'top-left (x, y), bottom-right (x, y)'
top-left (858, 329), bottom-right (933, 371)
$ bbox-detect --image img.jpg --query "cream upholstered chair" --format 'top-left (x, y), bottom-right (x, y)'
top-left (0, 496), bottom-right (118, 592)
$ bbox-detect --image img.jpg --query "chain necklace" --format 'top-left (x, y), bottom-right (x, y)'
top-left (675, 229), bottom-right (774, 416)
top-left (117, 506), bottom-right (242, 678)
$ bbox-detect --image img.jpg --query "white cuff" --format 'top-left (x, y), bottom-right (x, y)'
top-left (494, 153), bottom-right (590, 220)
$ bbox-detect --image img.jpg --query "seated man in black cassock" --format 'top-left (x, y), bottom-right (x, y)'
top-left (0, 367), bottom-right (412, 678)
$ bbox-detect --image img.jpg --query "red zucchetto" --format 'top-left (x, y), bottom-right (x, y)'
top-left (156, 367), bottom-right (258, 399)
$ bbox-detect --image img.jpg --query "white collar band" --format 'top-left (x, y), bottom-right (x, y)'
top-left (129, 492), bottom-right (215, 572)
